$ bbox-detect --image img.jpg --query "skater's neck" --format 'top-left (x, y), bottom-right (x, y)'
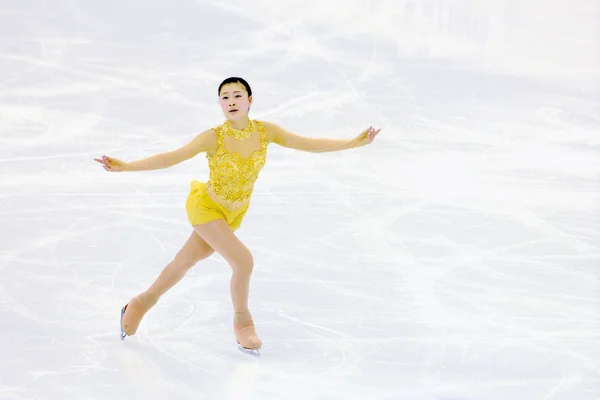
top-left (228, 117), bottom-right (251, 131)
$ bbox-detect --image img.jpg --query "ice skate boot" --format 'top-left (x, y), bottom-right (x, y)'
top-left (120, 295), bottom-right (149, 340)
top-left (234, 311), bottom-right (262, 357)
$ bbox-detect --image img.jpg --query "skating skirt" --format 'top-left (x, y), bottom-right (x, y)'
top-left (185, 180), bottom-right (249, 231)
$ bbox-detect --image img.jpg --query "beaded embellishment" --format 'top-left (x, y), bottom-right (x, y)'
top-left (206, 120), bottom-right (268, 210)
top-left (223, 120), bottom-right (255, 141)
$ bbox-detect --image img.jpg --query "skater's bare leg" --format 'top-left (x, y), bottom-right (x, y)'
top-left (140, 231), bottom-right (214, 307)
top-left (193, 220), bottom-right (253, 314)
top-left (122, 231), bottom-right (214, 336)
top-left (193, 219), bottom-right (261, 349)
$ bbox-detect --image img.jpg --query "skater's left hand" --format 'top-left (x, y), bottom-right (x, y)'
top-left (353, 126), bottom-right (382, 147)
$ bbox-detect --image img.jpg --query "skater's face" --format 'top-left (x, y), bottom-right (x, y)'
top-left (219, 82), bottom-right (252, 120)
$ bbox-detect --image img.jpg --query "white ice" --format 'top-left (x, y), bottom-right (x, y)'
top-left (1, 0), bottom-right (599, 399)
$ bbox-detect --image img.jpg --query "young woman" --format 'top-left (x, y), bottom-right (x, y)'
top-left (94, 77), bottom-right (381, 355)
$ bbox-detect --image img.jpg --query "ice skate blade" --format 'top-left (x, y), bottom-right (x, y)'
top-left (120, 305), bottom-right (127, 340)
top-left (237, 344), bottom-right (260, 358)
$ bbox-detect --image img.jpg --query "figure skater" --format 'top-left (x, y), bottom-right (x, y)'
top-left (94, 77), bottom-right (381, 355)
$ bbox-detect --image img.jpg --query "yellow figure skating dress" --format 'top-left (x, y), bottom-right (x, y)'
top-left (185, 119), bottom-right (267, 230)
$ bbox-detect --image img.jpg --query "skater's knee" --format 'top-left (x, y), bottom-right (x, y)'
top-left (232, 252), bottom-right (254, 276)
top-left (240, 260), bottom-right (254, 275)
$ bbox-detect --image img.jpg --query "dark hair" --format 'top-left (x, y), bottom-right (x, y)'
top-left (218, 77), bottom-right (252, 97)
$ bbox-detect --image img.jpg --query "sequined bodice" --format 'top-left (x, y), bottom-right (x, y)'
top-left (206, 120), bottom-right (267, 210)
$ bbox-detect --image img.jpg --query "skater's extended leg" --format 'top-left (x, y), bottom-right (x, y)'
top-left (141, 231), bottom-right (214, 307)
top-left (121, 231), bottom-right (214, 337)
top-left (193, 219), bottom-right (261, 349)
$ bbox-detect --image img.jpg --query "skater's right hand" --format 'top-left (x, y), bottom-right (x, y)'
top-left (94, 155), bottom-right (132, 172)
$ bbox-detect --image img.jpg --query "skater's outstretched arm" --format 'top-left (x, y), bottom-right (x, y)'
top-left (94, 129), bottom-right (217, 172)
top-left (263, 121), bottom-right (381, 153)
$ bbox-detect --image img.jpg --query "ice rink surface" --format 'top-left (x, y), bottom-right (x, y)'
top-left (1, 0), bottom-right (599, 399)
